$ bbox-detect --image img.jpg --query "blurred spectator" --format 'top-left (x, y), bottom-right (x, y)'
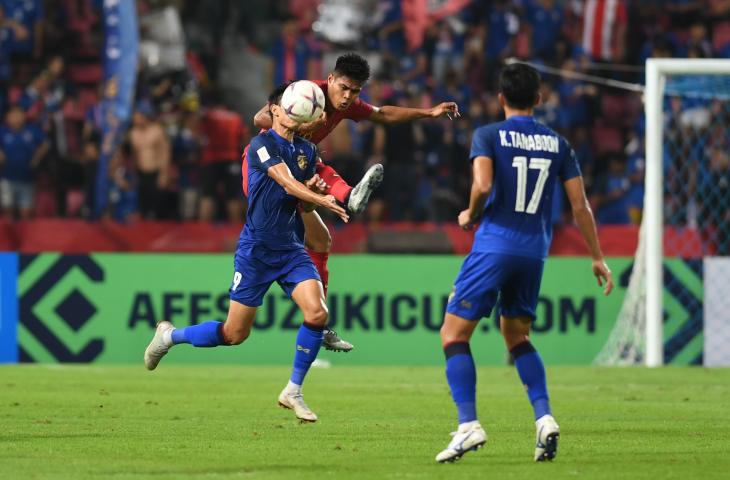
top-left (374, 0), bottom-right (406, 58)
top-left (78, 132), bottom-right (99, 218)
top-left (429, 19), bottom-right (466, 85)
top-left (526, 0), bottom-right (563, 61)
top-left (171, 110), bottom-right (202, 221)
top-left (199, 100), bottom-right (247, 222)
top-left (108, 147), bottom-right (138, 223)
top-left (0, 104), bottom-right (49, 219)
top-left (129, 101), bottom-right (171, 219)
top-left (593, 153), bottom-right (631, 225)
top-left (268, 15), bottom-right (318, 91)
top-left (0, 4), bottom-right (28, 116)
top-left (484, 0), bottom-right (520, 79)
top-left (371, 92), bottom-right (425, 221)
top-left (556, 59), bottom-right (598, 129)
top-left (82, 89), bottom-right (104, 142)
top-left (18, 69), bottom-right (47, 117)
top-left (2, 0), bottom-right (43, 58)
top-left (625, 134), bottom-right (645, 225)
top-left (676, 21), bottom-right (713, 58)
top-left (571, 126), bottom-right (594, 189)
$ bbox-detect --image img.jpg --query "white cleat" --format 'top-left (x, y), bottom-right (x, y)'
top-left (347, 163), bottom-right (383, 213)
top-left (534, 415), bottom-right (560, 462)
top-left (435, 422), bottom-right (488, 463)
top-left (278, 388), bottom-right (318, 423)
top-left (322, 328), bottom-right (353, 352)
top-left (144, 321), bottom-right (174, 371)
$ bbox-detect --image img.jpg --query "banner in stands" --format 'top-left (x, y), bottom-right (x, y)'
top-left (95, 0), bottom-right (139, 216)
top-left (1, 254), bottom-right (701, 365)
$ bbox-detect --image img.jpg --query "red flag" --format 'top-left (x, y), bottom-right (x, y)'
top-left (582, 0), bottom-right (627, 61)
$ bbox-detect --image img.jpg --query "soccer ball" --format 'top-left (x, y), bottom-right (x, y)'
top-left (280, 80), bottom-right (326, 124)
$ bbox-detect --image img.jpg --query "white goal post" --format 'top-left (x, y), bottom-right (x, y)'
top-left (644, 59), bottom-right (730, 367)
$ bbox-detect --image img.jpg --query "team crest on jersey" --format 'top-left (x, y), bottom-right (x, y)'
top-left (297, 154), bottom-right (308, 170)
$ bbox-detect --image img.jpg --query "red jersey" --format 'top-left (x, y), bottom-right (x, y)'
top-left (202, 107), bottom-right (247, 164)
top-left (241, 79), bottom-right (375, 195)
top-left (307, 79), bottom-right (375, 144)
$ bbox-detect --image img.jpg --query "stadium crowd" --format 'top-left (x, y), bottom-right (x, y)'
top-left (0, 0), bottom-right (729, 239)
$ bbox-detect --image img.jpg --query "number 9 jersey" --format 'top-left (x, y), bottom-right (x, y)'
top-left (469, 115), bottom-right (581, 260)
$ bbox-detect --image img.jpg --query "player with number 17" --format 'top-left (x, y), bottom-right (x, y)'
top-left (435, 63), bottom-right (614, 464)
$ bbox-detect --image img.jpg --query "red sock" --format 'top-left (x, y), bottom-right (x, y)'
top-left (315, 163), bottom-right (353, 204)
top-left (307, 249), bottom-right (330, 298)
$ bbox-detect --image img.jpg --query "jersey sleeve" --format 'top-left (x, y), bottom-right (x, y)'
top-left (559, 140), bottom-right (582, 181)
top-left (306, 144), bottom-right (318, 180)
top-left (469, 126), bottom-right (494, 161)
top-left (345, 98), bottom-right (375, 122)
top-left (248, 137), bottom-right (283, 173)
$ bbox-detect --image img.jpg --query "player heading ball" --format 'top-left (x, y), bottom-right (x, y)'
top-left (144, 83), bottom-right (349, 423)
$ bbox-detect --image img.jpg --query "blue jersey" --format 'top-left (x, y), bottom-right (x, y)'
top-left (241, 130), bottom-right (317, 250)
top-left (0, 124), bottom-right (46, 182)
top-left (469, 115), bottom-right (581, 259)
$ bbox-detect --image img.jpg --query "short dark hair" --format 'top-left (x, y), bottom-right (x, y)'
top-left (268, 81), bottom-right (293, 106)
top-left (333, 53), bottom-right (370, 83)
top-left (499, 63), bottom-right (541, 110)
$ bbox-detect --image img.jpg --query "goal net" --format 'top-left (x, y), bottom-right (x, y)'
top-left (596, 59), bottom-right (730, 366)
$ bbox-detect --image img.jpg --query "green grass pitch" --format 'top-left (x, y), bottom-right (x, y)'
top-left (1, 365), bottom-right (729, 479)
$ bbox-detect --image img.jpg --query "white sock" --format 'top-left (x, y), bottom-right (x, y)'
top-left (162, 329), bottom-right (174, 347)
top-left (285, 380), bottom-right (302, 394)
top-left (458, 420), bottom-right (481, 432)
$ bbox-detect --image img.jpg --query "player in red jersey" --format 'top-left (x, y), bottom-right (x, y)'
top-left (243, 53), bottom-right (459, 351)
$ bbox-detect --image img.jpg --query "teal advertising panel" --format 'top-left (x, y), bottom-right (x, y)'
top-left (12, 254), bottom-right (625, 365)
top-left (4, 254), bottom-right (702, 365)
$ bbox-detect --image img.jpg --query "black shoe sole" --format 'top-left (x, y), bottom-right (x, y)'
top-left (536, 433), bottom-right (559, 462)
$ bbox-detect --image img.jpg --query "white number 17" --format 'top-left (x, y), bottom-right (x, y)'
top-left (511, 156), bottom-right (552, 214)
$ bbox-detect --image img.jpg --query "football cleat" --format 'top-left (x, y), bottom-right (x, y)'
top-left (144, 321), bottom-right (174, 371)
top-left (322, 328), bottom-right (353, 352)
top-left (435, 423), bottom-right (488, 463)
top-left (347, 164), bottom-right (383, 213)
top-left (534, 415), bottom-right (560, 462)
top-left (278, 388), bottom-right (318, 422)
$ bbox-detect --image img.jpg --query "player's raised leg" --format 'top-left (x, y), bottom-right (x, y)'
top-left (278, 278), bottom-right (328, 422)
top-left (501, 316), bottom-right (559, 462)
top-left (435, 313), bottom-right (487, 463)
top-left (302, 210), bottom-right (353, 352)
top-left (144, 300), bottom-right (256, 370)
top-left (315, 161), bottom-right (383, 214)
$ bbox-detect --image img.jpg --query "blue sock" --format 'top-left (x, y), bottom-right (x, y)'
top-left (290, 323), bottom-right (324, 385)
top-left (512, 341), bottom-right (551, 420)
top-left (171, 321), bottom-right (226, 347)
top-left (444, 342), bottom-right (477, 424)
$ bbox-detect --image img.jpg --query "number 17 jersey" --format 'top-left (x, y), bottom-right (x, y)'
top-left (469, 115), bottom-right (581, 260)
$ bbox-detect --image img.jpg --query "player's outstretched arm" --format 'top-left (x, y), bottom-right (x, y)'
top-left (458, 156), bottom-right (493, 230)
top-left (564, 176), bottom-right (614, 295)
top-left (267, 163), bottom-right (349, 223)
top-left (368, 102), bottom-right (460, 124)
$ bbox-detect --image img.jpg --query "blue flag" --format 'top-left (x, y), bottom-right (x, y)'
top-left (94, 0), bottom-right (139, 217)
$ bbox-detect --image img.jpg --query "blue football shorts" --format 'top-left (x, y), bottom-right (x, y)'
top-left (229, 243), bottom-right (320, 307)
top-left (446, 252), bottom-right (545, 321)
